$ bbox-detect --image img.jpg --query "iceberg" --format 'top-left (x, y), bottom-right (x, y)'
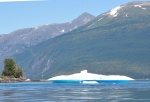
top-left (48, 70), bottom-right (134, 84)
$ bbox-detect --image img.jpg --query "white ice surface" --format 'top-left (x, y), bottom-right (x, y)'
top-left (48, 70), bottom-right (134, 81)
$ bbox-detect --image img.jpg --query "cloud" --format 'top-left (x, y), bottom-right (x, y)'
top-left (0, 0), bottom-right (46, 2)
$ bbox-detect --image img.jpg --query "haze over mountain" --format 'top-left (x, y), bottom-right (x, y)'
top-left (8, 1), bottom-right (150, 79)
top-left (0, 13), bottom-right (95, 70)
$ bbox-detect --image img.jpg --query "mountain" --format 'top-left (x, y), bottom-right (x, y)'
top-left (0, 13), bottom-right (95, 71)
top-left (13, 1), bottom-right (150, 79)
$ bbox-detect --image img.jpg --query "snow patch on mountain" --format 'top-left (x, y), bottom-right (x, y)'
top-left (98, 18), bottom-right (103, 21)
top-left (134, 5), bottom-right (142, 8)
top-left (134, 5), bottom-right (147, 10)
top-left (60, 29), bottom-right (65, 33)
top-left (84, 18), bottom-right (91, 22)
top-left (110, 6), bottom-right (121, 17)
top-left (88, 23), bottom-right (95, 28)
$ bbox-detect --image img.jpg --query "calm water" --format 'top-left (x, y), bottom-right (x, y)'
top-left (0, 81), bottom-right (150, 102)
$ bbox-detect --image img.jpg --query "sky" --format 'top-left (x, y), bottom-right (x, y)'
top-left (0, 0), bottom-right (149, 34)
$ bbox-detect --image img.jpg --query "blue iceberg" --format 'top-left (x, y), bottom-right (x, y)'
top-left (48, 70), bottom-right (134, 84)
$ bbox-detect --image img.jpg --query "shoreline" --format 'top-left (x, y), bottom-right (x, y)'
top-left (0, 77), bottom-right (26, 83)
top-left (0, 77), bottom-right (49, 83)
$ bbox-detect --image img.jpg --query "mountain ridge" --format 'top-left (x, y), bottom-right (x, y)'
top-left (0, 12), bottom-right (95, 64)
top-left (0, 12), bottom-right (95, 73)
top-left (10, 1), bottom-right (150, 79)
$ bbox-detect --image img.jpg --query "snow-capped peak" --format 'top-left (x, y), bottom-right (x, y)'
top-left (110, 6), bottom-right (121, 17)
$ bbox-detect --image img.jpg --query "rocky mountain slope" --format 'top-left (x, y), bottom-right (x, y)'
top-left (0, 13), bottom-right (95, 71)
top-left (13, 1), bottom-right (150, 79)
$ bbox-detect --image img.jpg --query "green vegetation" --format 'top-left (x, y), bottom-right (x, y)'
top-left (1, 59), bottom-right (23, 78)
top-left (13, 2), bottom-right (150, 79)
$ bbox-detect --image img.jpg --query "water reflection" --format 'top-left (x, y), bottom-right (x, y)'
top-left (0, 81), bottom-right (150, 102)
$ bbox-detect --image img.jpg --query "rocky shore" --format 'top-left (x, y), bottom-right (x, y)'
top-left (0, 77), bottom-right (49, 83)
top-left (0, 77), bottom-right (26, 83)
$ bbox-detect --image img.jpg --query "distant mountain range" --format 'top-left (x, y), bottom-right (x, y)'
top-left (0, 12), bottom-right (95, 71)
top-left (2, 1), bottom-right (150, 79)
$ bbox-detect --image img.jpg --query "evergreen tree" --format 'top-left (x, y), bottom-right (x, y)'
top-left (14, 68), bottom-right (23, 78)
top-left (1, 59), bottom-right (23, 78)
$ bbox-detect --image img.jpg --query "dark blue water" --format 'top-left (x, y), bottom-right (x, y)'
top-left (0, 81), bottom-right (150, 102)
